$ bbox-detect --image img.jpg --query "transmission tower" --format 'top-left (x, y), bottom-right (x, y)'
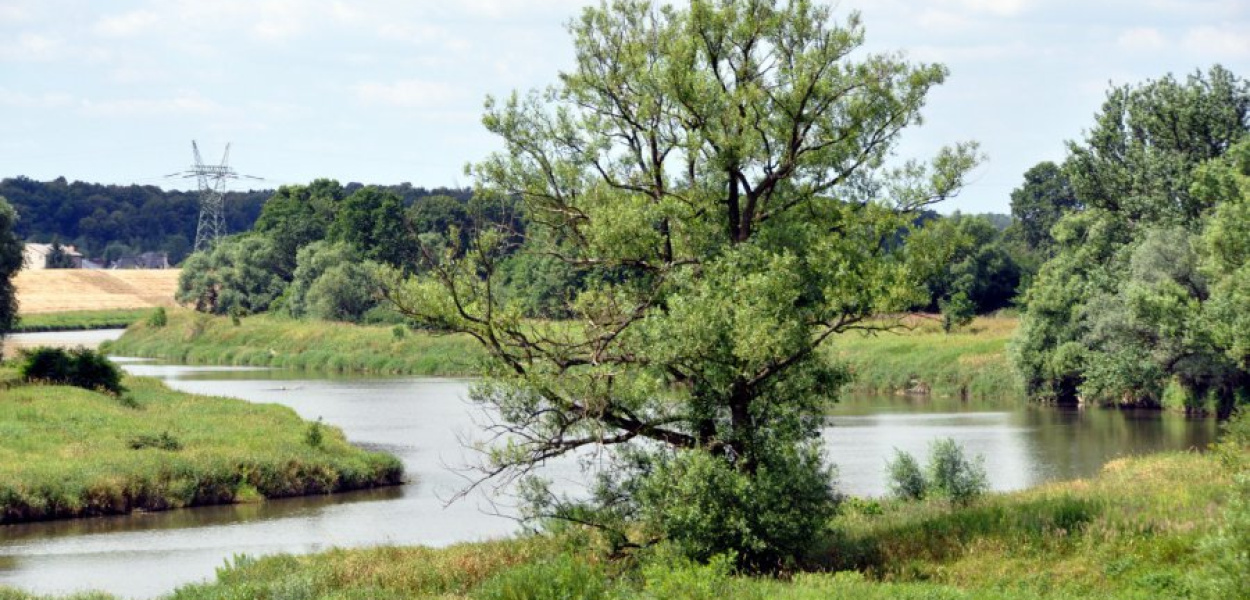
top-left (166, 141), bottom-right (263, 252)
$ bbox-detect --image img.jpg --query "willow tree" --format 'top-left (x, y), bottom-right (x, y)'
top-left (390, 0), bottom-right (977, 568)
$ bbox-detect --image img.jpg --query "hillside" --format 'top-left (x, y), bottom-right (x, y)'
top-left (14, 269), bottom-right (181, 314)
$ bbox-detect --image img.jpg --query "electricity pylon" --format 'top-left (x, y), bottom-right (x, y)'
top-left (166, 141), bottom-right (263, 252)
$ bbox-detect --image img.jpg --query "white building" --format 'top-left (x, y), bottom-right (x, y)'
top-left (22, 243), bottom-right (83, 270)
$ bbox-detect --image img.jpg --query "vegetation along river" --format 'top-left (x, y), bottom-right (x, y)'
top-left (0, 342), bottom-right (1218, 598)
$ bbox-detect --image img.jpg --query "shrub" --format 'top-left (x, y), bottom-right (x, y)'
top-left (19, 347), bottom-right (126, 395)
top-left (146, 307), bottom-right (168, 328)
top-left (927, 438), bottom-right (989, 505)
top-left (885, 450), bottom-right (928, 501)
top-left (128, 431), bottom-right (182, 451)
top-left (885, 439), bottom-right (988, 505)
top-left (305, 417), bottom-right (324, 449)
top-left (635, 445), bottom-right (838, 571)
top-left (939, 292), bottom-right (975, 333)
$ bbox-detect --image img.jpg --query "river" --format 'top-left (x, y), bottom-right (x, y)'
top-left (0, 331), bottom-right (1220, 598)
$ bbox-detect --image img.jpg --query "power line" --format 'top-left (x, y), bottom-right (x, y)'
top-left (165, 141), bottom-right (264, 252)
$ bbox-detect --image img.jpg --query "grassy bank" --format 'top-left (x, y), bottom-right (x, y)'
top-left (13, 309), bottom-right (151, 333)
top-left (104, 311), bottom-right (1021, 398)
top-left (3, 448), bottom-right (1237, 599)
top-left (0, 376), bottom-right (402, 524)
top-left (102, 310), bottom-right (484, 376)
top-left (830, 315), bottom-right (1021, 399)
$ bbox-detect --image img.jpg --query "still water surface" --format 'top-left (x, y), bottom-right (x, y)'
top-left (0, 356), bottom-right (1218, 598)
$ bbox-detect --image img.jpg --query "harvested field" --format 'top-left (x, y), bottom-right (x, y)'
top-left (14, 269), bottom-right (181, 314)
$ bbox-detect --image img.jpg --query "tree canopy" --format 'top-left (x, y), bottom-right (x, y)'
top-left (1012, 66), bottom-right (1250, 414)
top-left (0, 197), bottom-right (23, 342)
top-left (388, 0), bottom-right (977, 568)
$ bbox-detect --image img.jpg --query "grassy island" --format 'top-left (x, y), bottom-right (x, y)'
top-left (0, 376), bottom-right (402, 524)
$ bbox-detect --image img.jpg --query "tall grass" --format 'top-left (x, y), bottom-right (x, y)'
top-left (13, 309), bottom-right (151, 333)
top-left (0, 376), bottom-right (402, 523)
top-left (102, 309), bottom-right (485, 376)
top-left (829, 315), bottom-right (1022, 399)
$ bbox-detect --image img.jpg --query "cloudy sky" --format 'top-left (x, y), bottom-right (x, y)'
top-left (1, 0), bottom-right (1247, 214)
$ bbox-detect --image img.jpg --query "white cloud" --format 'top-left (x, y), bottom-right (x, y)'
top-left (353, 79), bottom-right (466, 108)
top-left (0, 87), bottom-right (74, 108)
top-left (939, 0), bottom-right (1034, 17)
top-left (1182, 25), bottom-right (1250, 58)
top-left (94, 10), bottom-right (159, 37)
top-left (0, 32), bottom-right (65, 61)
top-left (1116, 27), bottom-right (1167, 52)
top-left (77, 91), bottom-right (223, 117)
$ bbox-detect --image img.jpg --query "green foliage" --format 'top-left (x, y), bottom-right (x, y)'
top-left (11, 309), bottom-right (150, 333)
top-left (176, 235), bottom-right (286, 316)
top-left (924, 214), bottom-right (1024, 314)
top-left (1013, 68), bottom-right (1250, 411)
top-left (45, 240), bottom-right (77, 268)
top-left (327, 186), bottom-right (415, 268)
top-left (939, 292), bottom-right (975, 333)
top-left (0, 197), bottom-right (21, 341)
top-left (304, 417), bottom-right (324, 449)
top-left (885, 450), bottom-right (927, 501)
top-left (926, 438), bottom-right (988, 505)
top-left (253, 179), bottom-right (346, 279)
top-left (127, 431), bottom-right (182, 451)
top-left (885, 439), bottom-right (987, 505)
top-left (146, 307), bottom-right (168, 328)
top-left (1009, 161), bottom-right (1080, 254)
top-left (391, 0), bottom-right (978, 569)
top-left (285, 241), bottom-right (382, 322)
top-left (634, 445), bottom-right (838, 571)
top-left (19, 346), bottom-right (126, 395)
top-left (472, 554), bottom-right (610, 600)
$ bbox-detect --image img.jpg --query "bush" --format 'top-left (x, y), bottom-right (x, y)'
top-left (635, 445), bottom-right (838, 571)
top-left (146, 307), bottom-right (168, 328)
top-left (885, 450), bottom-right (927, 501)
top-left (927, 438), bottom-right (989, 505)
top-left (128, 431), bottom-right (182, 451)
top-left (19, 347), bottom-right (126, 395)
top-left (885, 439), bottom-right (988, 505)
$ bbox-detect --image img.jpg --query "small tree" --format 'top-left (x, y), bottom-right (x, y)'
top-left (926, 438), bottom-right (988, 505)
top-left (0, 197), bottom-right (22, 346)
top-left (939, 291), bottom-right (975, 333)
top-left (885, 449), bottom-right (927, 501)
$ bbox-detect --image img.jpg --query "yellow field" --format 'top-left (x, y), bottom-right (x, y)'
top-left (14, 269), bottom-right (181, 314)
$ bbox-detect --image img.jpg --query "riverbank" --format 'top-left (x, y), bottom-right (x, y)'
top-left (104, 311), bottom-right (1022, 398)
top-left (0, 376), bottom-right (403, 524)
top-left (4, 446), bottom-right (1237, 599)
top-left (102, 310), bottom-right (484, 375)
top-left (831, 315), bottom-right (1022, 399)
top-left (13, 308), bottom-right (151, 333)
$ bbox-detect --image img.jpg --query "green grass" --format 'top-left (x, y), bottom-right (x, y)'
top-left (104, 310), bottom-right (1023, 398)
top-left (3, 449), bottom-right (1235, 599)
top-left (102, 309), bottom-right (485, 376)
top-left (829, 315), bottom-right (1021, 399)
top-left (12, 309), bottom-right (152, 333)
top-left (0, 376), bottom-right (402, 524)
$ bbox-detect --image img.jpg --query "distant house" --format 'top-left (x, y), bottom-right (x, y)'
top-left (111, 251), bottom-right (170, 270)
top-left (23, 243), bottom-right (83, 269)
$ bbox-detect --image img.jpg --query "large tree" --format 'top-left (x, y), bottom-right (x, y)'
top-left (389, 0), bottom-right (977, 568)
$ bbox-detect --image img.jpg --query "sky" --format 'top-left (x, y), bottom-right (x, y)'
top-left (1, 0), bottom-right (1247, 214)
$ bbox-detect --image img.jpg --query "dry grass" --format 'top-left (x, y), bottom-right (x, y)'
top-left (14, 269), bottom-right (181, 314)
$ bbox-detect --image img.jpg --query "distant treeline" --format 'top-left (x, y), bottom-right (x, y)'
top-left (0, 176), bottom-right (474, 265)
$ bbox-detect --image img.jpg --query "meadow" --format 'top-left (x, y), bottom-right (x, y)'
top-left (0, 376), bottom-right (402, 523)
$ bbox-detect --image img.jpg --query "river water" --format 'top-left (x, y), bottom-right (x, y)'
top-left (0, 331), bottom-right (1220, 598)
